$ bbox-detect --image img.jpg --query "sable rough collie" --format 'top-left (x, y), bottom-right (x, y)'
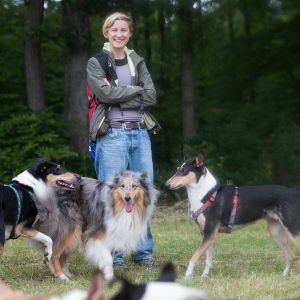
top-left (0, 159), bottom-right (79, 264)
top-left (34, 171), bottom-right (158, 280)
top-left (165, 152), bottom-right (300, 278)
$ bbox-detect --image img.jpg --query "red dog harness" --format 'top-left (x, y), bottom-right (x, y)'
top-left (192, 186), bottom-right (239, 233)
top-left (191, 191), bottom-right (217, 224)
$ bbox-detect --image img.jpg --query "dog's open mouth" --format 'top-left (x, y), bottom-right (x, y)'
top-left (56, 180), bottom-right (76, 190)
top-left (124, 201), bottom-right (133, 213)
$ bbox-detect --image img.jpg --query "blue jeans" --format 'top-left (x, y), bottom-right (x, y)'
top-left (95, 127), bottom-right (154, 264)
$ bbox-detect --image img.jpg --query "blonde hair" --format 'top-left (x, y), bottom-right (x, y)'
top-left (102, 12), bottom-right (133, 38)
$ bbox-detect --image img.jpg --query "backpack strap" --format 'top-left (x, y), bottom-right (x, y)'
top-left (93, 51), bottom-right (117, 83)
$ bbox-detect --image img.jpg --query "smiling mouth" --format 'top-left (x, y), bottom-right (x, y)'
top-left (56, 180), bottom-right (76, 190)
top-left (169, 184), bottom-right (183, 190)
top-left (124, 201), bottom-right (133, 213)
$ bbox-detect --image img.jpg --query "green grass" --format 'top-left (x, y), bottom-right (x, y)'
top-left (1, 205), bottom-right (300, 299)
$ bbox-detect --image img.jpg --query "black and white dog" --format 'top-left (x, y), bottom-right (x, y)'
top-left (111, 263), bottom-right (207, 300)
top-left (165, 152), bottom-right (300, 278)
top-left (0, 159), bottom-right (80, 264)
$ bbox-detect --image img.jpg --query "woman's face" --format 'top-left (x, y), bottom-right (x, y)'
top-left (106, 20), bottom-right (131, 51)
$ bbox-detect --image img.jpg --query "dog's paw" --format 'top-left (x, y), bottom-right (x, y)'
top-left (103, 267), bottom-right (114, 281)
top-left (184, 273), bottom-right (192, 280)
top-left (44, 251), bottom-right (52, 263)
top-left (282, 266), bottom-right (291, 276)
top-left (58, 273), bottom-right (71, 281)
top-left (185, 261), bottom-right (195, 279)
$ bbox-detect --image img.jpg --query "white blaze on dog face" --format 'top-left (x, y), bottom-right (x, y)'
top-left (113, 176), bottom-right (144, 214)
top-left (165, 160), bottom-right (202, 189)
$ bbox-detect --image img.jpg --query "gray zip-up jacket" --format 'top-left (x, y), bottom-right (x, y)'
top-left (87, 43), bottom-right (158, 141)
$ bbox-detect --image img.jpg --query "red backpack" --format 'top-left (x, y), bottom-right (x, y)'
top-left (87, 84), bottom-right (96, 123)
top-left (86, 51), bottom-right (116, 124)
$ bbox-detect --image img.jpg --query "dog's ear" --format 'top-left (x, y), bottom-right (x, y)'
top-left (86, 270), bottom-right (104, 300)
top-left (113, 175), bottom-right (120, 187)
top-left (111, 278), bottom-right (146, 300)
top-left (139, 172), bottom-right (149, 188)
top-left (195, 151), bottom-right (204, 167)
top-left (155, 262), bottom-right (176, 282)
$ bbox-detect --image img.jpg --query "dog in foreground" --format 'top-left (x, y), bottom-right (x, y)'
top-left (165, 151), bottom-right (300, 278)
top-left (0, 159), bottom-right (80, 264)
top-left (34, 171), bottom-right (158, 281)
top-left (0, 263), bottom-right (207, 300)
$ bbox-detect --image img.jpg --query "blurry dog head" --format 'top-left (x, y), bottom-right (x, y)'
top-left (112, 263), bottom-right (207, 300)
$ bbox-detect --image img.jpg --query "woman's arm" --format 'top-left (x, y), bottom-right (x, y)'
top-left (120, 60), bottom-right (156, 110)
top-left (87, 57), bottom-right (144, 105)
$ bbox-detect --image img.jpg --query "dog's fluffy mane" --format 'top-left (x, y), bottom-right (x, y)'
top-left (82, 171), bottom-right (158, 252)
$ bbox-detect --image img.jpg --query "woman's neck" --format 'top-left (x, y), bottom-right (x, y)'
top-left (111, 46), bottom-right (126, 60)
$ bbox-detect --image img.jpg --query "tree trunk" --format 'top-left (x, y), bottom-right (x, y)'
top-left (180, 50), bottom-right (195, 140)
top-left (62, 0), bottom-right (90, 155)
top-left (178, 0), bottom-right (196, 140)
top-left (24, 0), bottom-right (45, 111)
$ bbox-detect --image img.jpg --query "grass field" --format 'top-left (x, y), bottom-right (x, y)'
top-left (1, 202), bottom-right (300, 299)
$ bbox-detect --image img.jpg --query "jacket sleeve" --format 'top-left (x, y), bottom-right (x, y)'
top-left (87, 57), bottom-right (144, 105)
top-left (119, 60), bottom-right (156, 110)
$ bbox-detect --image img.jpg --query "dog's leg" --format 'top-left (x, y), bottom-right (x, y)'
top-left (202, 245), bottom-right (213, 277)
top-left (60, 254), bottom-right (72, 278)
top-left (51, 250), bottom-right (69, 281)
top-left (85, 238), bottom-right (114, 281)
top-left (15, 226), bottom-right (53, 263)
top-left (185, 229), bottom-right (218, 279)
top-left (268, 219), bottom-right (296, 276)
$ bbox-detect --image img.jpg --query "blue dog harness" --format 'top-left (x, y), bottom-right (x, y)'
top-left (4, 183), bottom-right (22, 239)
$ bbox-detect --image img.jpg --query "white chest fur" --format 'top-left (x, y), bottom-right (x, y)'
top-left (186, 168), bottom-right (217, 212)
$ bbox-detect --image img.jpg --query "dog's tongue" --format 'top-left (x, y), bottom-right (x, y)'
top-left (125, 201), bottom-right (133, 213)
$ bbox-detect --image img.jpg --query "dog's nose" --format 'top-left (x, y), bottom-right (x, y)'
top-left (164, 181), bottom-right (170, 189)
top-left (125, 196), bottom-right (131, 202)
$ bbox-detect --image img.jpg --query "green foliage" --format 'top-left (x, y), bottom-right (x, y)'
top-left (1, 0), bottom-right (300, 188)
top-left (0, 107), bottom-right (77, 183)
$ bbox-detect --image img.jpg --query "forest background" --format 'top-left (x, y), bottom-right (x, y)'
top-left (0, 0), bottom-right (300, 198)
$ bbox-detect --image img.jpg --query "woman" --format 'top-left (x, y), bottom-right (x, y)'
top-left (86, 12), bottom-right (159, 267)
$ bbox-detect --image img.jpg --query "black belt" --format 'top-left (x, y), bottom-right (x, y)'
top-left (109, 122), bottom-right (147, 129)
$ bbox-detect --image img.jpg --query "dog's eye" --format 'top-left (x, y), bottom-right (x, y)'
top-left (120, 184), bottom-right (125, 188)
top-left (132, 184), bottom-right (137, 189)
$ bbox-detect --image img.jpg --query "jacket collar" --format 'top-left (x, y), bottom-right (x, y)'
top-left (103, 42), bottom-right (136, 77)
